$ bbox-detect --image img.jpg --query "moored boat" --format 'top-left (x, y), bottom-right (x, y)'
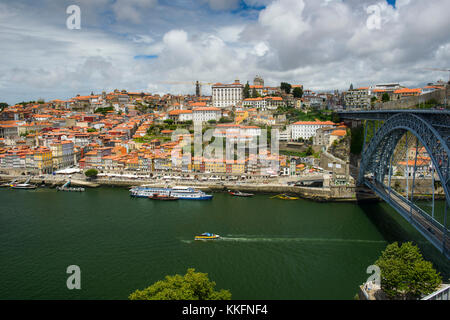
top-left (11, 183), bottom-right (37, 190)
top-left (130, 186), bottom-right (213, 200)
top-left (271, 194), bottom-right (299, 200)
top-left (194, 233), bottom-right (220, 240)
top-left (10, 177), bottom-right (37, 190)
top-left (149, 194), bottom-right (178, 201)
top-left (228, 190), bottom-right (254, 197)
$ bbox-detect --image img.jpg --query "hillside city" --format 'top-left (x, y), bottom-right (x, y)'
top-left (0, 76), bottom-right (448, 189)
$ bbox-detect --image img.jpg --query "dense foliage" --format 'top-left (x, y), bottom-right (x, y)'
top-left (280, 82), bottom-right (292, 94)
top-left (94, 106), bottom-right (114, 115)
top-left (129, 268), bottom-right (232, 300)
top-left (292, 87), bottom-right (303, 98)
top-left (84, 168), bottom-right (99, 178)
top-left (0, 102), bottom-right (8, 111)
top-left (375, 242), bottom-right (441, 300)
top-left (243, 82), bottom-right (250, 99)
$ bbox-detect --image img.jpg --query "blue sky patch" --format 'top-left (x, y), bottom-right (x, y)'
top-left (134, 55), bottom-right (158, 60)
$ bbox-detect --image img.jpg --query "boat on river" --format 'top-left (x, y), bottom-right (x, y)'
top-left (228, 190), bottom-right (254, 197)
top-left (11, 178), bottom-right (37, 190)
top-left (0, 179), bottom-right (17, 187)
top-left (148, 194), bottom-right (178, 201)
top-left (194, 233), bottom-right (220, 240)
top-left (130, 186), bottom-right (213, 200)
top-left (271, 194), bottom-right (299, 200)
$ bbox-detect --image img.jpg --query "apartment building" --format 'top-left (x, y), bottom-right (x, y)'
top-left (344, 87), bottom-right (371, 109)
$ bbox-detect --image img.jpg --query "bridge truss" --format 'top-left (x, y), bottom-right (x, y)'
top-left (341, 110), bottom-right (450, 258)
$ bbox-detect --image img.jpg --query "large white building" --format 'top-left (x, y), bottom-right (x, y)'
top-left (168, 109), bottom-right (193, 122)
top-left (212, 80), bottom-right (244, 108)
top-left (192, 107), bottom-right (222, 123)
top-left (290, 121), bottom-right (336, 140)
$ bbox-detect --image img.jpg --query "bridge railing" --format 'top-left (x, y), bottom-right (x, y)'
top-left (387, 187), bottom-right (447, 233)
top-left (422, 284), bottom-right (450, 300)
top-left (365, 180), bottom-right (450, 255)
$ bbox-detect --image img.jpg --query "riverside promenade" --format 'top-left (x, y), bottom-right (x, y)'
top-left (0, 173), bottom-right (378, 202)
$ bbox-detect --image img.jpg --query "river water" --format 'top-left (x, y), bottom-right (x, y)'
top-left (0, 187), bottom-right (448, 299)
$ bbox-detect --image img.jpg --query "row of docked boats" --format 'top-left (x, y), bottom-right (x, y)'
top-left (129, 186), bottom-right (301, 201)
top-left (0, 178), bottom-right (37, 189)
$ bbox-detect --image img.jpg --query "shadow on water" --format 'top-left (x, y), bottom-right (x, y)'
top-left (357, 199), bottom-right (450, 281)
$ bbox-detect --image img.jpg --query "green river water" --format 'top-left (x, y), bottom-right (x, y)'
top-left (0, 187), bottom-right (448, 299)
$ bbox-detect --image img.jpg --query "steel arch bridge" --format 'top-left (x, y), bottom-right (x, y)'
top-left (339, 110), bottom-right (450, 259)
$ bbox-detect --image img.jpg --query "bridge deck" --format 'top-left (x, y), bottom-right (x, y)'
top-left (338, 109), bottom-right (450, 120)
top-left (365, 179), bottom-right (449, 259)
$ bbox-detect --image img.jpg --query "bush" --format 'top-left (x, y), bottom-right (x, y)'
top-left (84, 169), bottom-right (98, 178)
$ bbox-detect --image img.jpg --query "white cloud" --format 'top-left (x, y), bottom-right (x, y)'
top-left (112, 0), bottom-right (158, 23)
top-left (0, 0), bottom-right (449, 104)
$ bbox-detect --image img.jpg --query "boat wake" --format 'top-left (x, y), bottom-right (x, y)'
top-left (181, 236), bottom-right (386, 245)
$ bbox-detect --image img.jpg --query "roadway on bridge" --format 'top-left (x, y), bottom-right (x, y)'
top-left (367, 180), bottom-right (449, 257)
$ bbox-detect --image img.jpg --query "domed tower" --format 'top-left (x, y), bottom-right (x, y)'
top-left (254, 75), bottom-right (264, 87)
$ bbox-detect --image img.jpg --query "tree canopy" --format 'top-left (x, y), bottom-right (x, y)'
top-left (0, 102), bottom-right (8, 111)
top-left (375, 242), bottom-right (441, 300)
top-left (84, 168), bottom-right (98, 178)
top-left (382, 92), bottom-right (390, 102)
top-left (243, 82), bottom-right (250, 99)
top-left (292, 87), bottom-right (303, 98)
top-left (280, 82), bottom-right (292, 94)
top-left (129, 268), bottom-right (232, 300)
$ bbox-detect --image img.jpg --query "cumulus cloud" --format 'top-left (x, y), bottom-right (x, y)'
top-left (112, 0), bottom-right (158, 23)
top-left (0, 0), bottom-right (449, 103)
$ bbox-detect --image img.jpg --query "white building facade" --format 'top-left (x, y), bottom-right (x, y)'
top-left (192, 107), bottom-right (222, 123)
top-left (290, 121), bottom-right (336, 140)
top-left (212, 81), bottom-right (244, 108)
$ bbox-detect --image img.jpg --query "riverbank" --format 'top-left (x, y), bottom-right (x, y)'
top-left (0, 174), bottom-right (379, 202)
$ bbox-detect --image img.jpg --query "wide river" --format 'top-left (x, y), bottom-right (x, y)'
top-left (0, 187), bottom-right (448, 299)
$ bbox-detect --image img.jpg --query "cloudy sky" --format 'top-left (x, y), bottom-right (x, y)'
top-left (0, 0), bottom-right (449, 104)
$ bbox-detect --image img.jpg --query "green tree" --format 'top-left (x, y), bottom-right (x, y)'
top-left (208, 119), bottom-right (217, 124)
top-left (87, 128), bottom-right (97, 132)
top-left (382, 93), bottom-right (390, 102)
top-left (95, 106), bottom-right (114, 115)
top-left (280, 82), bottom-right (292, 94)
top-left (219, 117), bottom-right (233, 124)
top-left (251, 88), bottom-right (260, 98)
top-left (84, 169), bottom-right (98, 179)
top-left (292, 87), bottom-right (303, 98)
top-left (129, 268), bottom-right (232, 300)
top-left (305, 146), bottom-right (314, 156)
top-left (0, 102), bottom-right (8, 111)
top-left (243, 82), bottom-right (250, 99)
top-left (375, 242), bottom-right (441, 300)
top-left (164, 119), bottom-right (174, 125)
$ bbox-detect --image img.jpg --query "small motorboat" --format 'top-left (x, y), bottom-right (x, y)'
top-left (228, 190), bottom-right (254, 197)
top-left (194, 233), bottom-right (220, 240)
top-left (271, 194), bottom-right (299, 200)
top-left (1, 179), bottom-right (18, 187)
top-left (11, 183), bottom-right (37, 190)
top-left (149, 193), bottom-right (178, 201)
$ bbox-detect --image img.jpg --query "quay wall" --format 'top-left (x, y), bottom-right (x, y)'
top-left (0, 174), bottom-right (373, 202)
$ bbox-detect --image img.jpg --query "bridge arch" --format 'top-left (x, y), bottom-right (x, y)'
top-left (358, 112), bottom-right (450, 207)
